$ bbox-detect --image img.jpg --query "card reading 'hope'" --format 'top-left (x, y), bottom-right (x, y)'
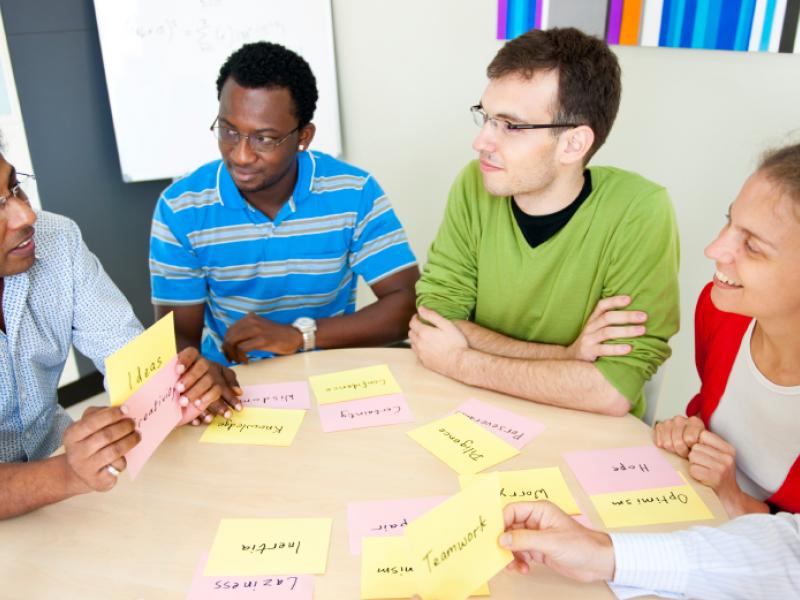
top-left (405, 472), bottom-right (511, 600)
top-left (309, 364), bottom-right (402, 405)
top-left (200, 408), bottom-right (306, 446)
top-left (564, 445), bottom-right (684, 495)
top-left (205, 518), bottom-right (332, 576)
top-left (459, 467), bottom-right (581, 514)
top-left (407, 413), bottom-right (519, 475)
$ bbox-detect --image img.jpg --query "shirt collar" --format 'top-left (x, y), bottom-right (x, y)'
top-left (216, 151), bottom-right (317, 217)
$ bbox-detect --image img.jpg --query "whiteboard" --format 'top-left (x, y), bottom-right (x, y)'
top-left (94, 0), bottom-right (341, 182)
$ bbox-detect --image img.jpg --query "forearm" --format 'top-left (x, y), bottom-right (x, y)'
top-left (454, 349), bottom-right (631, 416)
top-left (454, 320), bottom-right (567, 360)
top-left (317, 288), bottom-right (416, 349)
top-left (0, 456), bottom-right (84, 520)
top-left (611, 513), bottom-right (800, 599)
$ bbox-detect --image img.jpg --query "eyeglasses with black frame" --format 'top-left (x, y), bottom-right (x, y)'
top-left (210, 117), bottom-right (300, 153)
top-left (0, 172), bottom-right (35, 208)
top-left (470, 105), bottom-right (579, 133)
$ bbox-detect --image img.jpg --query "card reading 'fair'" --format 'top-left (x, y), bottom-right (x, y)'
top-left (347, 495), bottom-right (448, 555)
top-left (187, 553), bottom-right (313, 599)
top-left (106, 311), bottom-right (177, 406)
top-left (205, 518), bottom-right (332, 576)
top-left (453, 398), bottom-right (545, 450)
top-left (459, 467), bottom-right (580, 514)
top-left (121, 354), bottom-right (182, 479)
top-left (405, 472), bottom-right (512, 600)
top-left (200, 408), bottom-right (305, 446)
top-left (319, 393), bottom-right (413, 433)
top-left (564, 445), bottom-right (684, 495)
top-left (309, 364), bottom-right (402, 405)
top-left (407, 413), bottom-right (519, 475)
top-left (239, 382), bottom-right (311, 410)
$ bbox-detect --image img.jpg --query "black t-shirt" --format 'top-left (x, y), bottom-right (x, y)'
top-left (512, 170), bottom-right (592, 249)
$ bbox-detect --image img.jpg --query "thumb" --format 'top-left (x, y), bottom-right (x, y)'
top-left (222, 366), bottom-right (243, 394)
top-left (499, 528), bottom-right (561, 556)
top-left (417, 305), bottom-right (450, 328)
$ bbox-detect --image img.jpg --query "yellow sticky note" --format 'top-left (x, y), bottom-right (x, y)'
top-left (590, 475), bottom-right (713, 528)
top-left (105, 312), bottom-right (177, 406)
top-left (199, 408), bottom-right (305, 446)
top-left (205, 518), bottom-right (332, 576)
top-left (361, 537), bottom-right (490, 599)
top-left (407, 413), bottom-right (519, 475)
top-left (460, 467), bottom-right (581, 515)
top-left (405, 473), bottom-right (512, 600)
top-left (309, 364), bottom-right (402, 405)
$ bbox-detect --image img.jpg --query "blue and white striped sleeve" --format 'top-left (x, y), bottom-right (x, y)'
top-left (610, 512), bottom-right (800, 599)
top-left (348, 176), bottom-right (417, 286)
top-left (149, 195), bottom-right (207, 306)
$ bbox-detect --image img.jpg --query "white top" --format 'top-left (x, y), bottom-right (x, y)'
top-left (710, 320), bottom-right (800, 500)
top-left (610, 512), bottom-right (800, 599)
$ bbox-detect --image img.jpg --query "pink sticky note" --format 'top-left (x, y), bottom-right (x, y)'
top-left (121, 355), bottom-right (182, 479)
top-left (564, 445), bottom-right (684, 495)
top-left (318, 393), bottom-right (413, 433)
top-left (452, 398), bottom-right (545, 450)
top-left (346, 496), bottom-right (448, 554)
top-left (240, 382), bottom-right (311, 410)
top-left (187, 553), bottom-right (313, 599)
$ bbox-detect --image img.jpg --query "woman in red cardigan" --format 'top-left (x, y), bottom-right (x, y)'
top-left (654, 143), bottom-right (800, 517)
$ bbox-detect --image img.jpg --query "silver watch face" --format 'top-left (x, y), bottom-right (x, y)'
top-left (293, 317), bottom-right (316, 332)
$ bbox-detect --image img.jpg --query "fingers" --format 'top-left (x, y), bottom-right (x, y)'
top-left (594, 342), bottom-right (633, 357)
top-left (594, 325), bottom-right (647, 342)
top-left (698, 430), bottom-right (735, 454)
top-left (176, 346), bottom-right (199, 373)
top-left (682, 416), bottom-right (706, 449)
top-left (589, 296), bottom-right (631, 322)
top-left (502, 500), bottom-right (575, 531)
top-left (79, 417), bottom-right (138, 458)
top-left (417, 306), bottom-right (450, 329)
top-left (65, 406), bottom-right (132, 445)
top-left (653, 416), bottom-right (692, 458)
top-left (91, 429), bottom-right (141, 473)
top-left (176, 349), bottom-right (207, 395)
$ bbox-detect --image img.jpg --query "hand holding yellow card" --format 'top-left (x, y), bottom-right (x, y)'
top-left (405, 473), bottom-right (512, 600)
top-left (199, 408), bottom-right (306, 446)
top-left (205, 518), bottom-right (332, 576)
top-left (460, 467), bottom-right (581, 514)
top-left (590, 475), bottom-right (713, 528)
top-left (361, 537), bottom-right (490, 599)
top-left (105, 312), bottom-right (177, 406)
top-left (408, 413), bottom-right (519, 475)
top-left (309, 364), bottom-right (401, 404)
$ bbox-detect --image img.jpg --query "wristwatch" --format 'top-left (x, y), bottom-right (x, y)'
top-left (292, 317), bottom-right (317, 352)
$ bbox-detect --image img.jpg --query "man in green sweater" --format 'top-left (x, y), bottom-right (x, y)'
top-left (411, 28), bottom-right (679, 419)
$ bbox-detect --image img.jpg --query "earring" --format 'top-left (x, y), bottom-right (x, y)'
top-left (299, 145), bottom-right (305, 151)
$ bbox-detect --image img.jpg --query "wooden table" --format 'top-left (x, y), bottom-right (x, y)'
top-left (0, 348), bottom-right (728, 599)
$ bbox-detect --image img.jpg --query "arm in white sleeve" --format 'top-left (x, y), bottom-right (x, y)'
top-left (610, 512), bottom-right (800, 600)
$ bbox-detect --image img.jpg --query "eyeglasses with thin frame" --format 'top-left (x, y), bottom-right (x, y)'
top-left (470, 105), bottom-right (579, 133)
top-left (0, 172), bottom-right (35, 208)
top-left (210, 117), bottom-right (300, 153)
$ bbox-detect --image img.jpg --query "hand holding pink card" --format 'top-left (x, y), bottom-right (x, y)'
top-left (564, 445), bottom-right (684, 495)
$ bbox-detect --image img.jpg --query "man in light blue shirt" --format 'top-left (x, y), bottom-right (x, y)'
top-left (150, 42), bottom-right (419, 415)
top-left (0, 153), bottom-right (219, 519)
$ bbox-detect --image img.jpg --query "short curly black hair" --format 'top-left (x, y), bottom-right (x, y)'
top-left (216, 42), bottom-right (318, 127)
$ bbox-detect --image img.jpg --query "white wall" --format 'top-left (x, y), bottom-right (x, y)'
top-left (331, 0), bottom-right (800, 420)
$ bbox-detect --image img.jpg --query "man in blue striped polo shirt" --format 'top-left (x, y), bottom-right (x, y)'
top-left (149, 42), bottom-right (419, 414)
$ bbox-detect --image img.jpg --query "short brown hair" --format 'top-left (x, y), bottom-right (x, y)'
top-left (758, 143), bottom-right (800, 216)
top-left (487, 27), bottom-right (621, 162)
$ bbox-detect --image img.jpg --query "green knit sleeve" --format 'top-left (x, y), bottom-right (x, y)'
top-left (415, 163), bottom-right (480, 321)
top-left (594, 185), bottom-right (681, 418)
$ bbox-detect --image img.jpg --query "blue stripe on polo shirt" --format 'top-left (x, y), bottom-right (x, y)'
top-left (149, 151), bottom-right (417, 365)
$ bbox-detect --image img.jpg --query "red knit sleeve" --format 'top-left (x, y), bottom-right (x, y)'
top-left (686, 283), bottom-right (714, 417)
